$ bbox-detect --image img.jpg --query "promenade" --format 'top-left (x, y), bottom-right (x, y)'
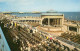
top-left (0, 13), bottom-right (80, 51)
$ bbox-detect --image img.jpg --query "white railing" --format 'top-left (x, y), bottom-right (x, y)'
top-left (0, 27), bottom-right (11, 51)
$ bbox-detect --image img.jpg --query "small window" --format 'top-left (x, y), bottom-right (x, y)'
top-left (0, 34), bottom-right (1, 39)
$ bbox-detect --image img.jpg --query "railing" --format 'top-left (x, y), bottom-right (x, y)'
top-left (0, 27), bottom-right (11, 51)
top-left (38, 27), bottom-right (80, 49)
top-left (56, 37), bottom-right (80, 49)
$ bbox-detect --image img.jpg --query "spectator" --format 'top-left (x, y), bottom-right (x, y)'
top-left (73, 48), bottom-right (78, 51)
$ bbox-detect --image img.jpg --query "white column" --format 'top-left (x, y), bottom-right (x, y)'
top-left (48, 18), bottom-right (50, 26)
top-left (67, 26), bottom-right (69, 31)
top-left (40, 20), bottom-right (42, 25)
top-left (60, 19), bottom-right (62, 27)
top-left (77, 28), bottom-right (80, 34)
top-left (77, 28), bottom-right (78, 33)
top-left (79, 28), bottom-right (80, 34)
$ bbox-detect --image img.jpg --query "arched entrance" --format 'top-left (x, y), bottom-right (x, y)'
top-left (42, 18), bottom-right (48, 25)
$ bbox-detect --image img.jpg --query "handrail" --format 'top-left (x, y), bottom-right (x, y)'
top-left (38, 27), bottom-right (80, 49)
top-left (0, 27), bottom-right (11, 51)
top-left (56, 37), bottom-right (80, 49)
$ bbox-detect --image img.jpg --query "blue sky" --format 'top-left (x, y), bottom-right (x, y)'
top-left (0, 0), bottom-right (80, 12)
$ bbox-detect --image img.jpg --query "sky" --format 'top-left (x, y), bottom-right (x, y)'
top-left (0, 0), bottom-right (80, 12)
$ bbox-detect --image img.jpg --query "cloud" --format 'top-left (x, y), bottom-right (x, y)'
top-left (0, 0), bottom-right (6, 2)
top-left (0, 0), bottom-right (15, 2)
top-left (0, 0), bottom-right (80, 12)
top-left (0, 0), bottom-right (36, 5)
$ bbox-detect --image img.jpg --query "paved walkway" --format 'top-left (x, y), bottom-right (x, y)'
top-left (37, 26), bottom-right (63, 36)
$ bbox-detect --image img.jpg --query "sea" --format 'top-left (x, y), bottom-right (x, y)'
top-left (61, 12), bottom-right (80, 21)
top-left (10, 12), bottom-right (80, 21)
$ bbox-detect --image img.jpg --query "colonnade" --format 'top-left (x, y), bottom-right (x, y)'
top-left (43, 18), bottom-right (62, 27)
top-left (67, 26), bottom-right (80, 34)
